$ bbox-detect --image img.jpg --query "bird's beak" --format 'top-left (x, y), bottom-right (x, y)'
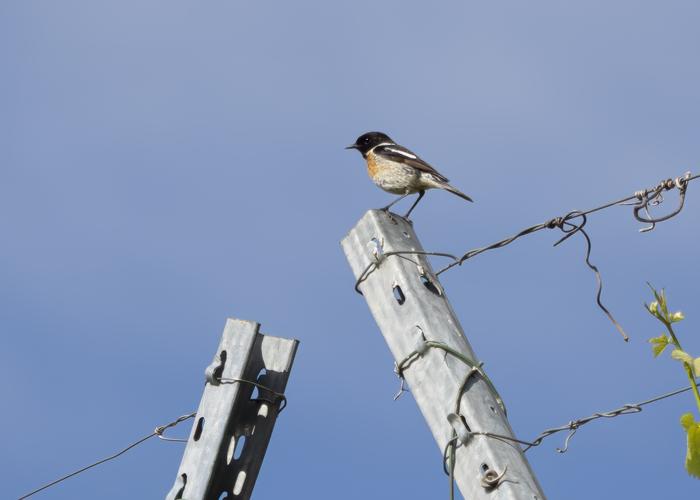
top-left (345, 144), bottom-right (359, 150)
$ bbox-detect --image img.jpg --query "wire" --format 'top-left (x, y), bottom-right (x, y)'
top-left (17, 412), bottom-right (195, 500)
top-left (435, 171), bottom-right (697, 275)
top-left (218, 377), bottom-right (288, 413)
top-left (354, 250), bottom-right (458, 293)
top-left (521, 382), bottom-right (699, 452)
top-left (356, 172), bottom-right (697, 499)
top-left (458, 382), bottom-right (699, 453)
top-left (552, 212), bottom-right (628, 341)
top-left (354, 171), bottom-right (697, 340)
top-left (395, 340), bottom-right (505, 414)
top-left (393, 336), bottom-right (512, 497)
top-left (391, 322), bottom-right (698, 498)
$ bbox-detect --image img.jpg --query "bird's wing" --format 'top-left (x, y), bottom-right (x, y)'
top-left (374, 144), bottom-right (450, 183)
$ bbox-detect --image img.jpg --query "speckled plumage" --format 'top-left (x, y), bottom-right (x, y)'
top-left (346, 131), bottom-right (473, 217)
top-left (366, 149), bottom-right (444, 195)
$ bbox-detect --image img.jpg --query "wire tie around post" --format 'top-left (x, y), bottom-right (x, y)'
top-left (447, 413), bottom-right (472, 446)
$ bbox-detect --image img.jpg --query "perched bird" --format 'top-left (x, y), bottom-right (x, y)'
top-left (346, 131), bottom-right (473, 218)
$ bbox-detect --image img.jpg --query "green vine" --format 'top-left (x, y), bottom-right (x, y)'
top-left (646, 284), bottom-right (700, 478)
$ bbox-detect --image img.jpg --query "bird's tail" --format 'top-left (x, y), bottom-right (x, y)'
top-left (443, 183), bottom-right (473, 203)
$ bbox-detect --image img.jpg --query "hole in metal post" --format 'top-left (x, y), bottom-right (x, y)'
top-left (233, 470), bottom-right (247, 496)
top-left (489, 405), bottom-right (497, 414)
top-left (256, 368), bottom-right (268, 382)
top-left (193, 417), bottom-right (205, 441)
top-left (216, 351), bottom-right (227, 374)
top-left (393, 284), bottom-right (406, 305)
top-left (481, 463), bottom-right (490, 473)
top-left (174, 474), bottom-right (187, 499)
top-left (402, 231), bottom-right (411, 238)
top-left (219, 492), bottom-right (229, 499)
top-left (420, 275), bottom-right (441, 295)
top-left (234, 435), bottom-right (247, 460)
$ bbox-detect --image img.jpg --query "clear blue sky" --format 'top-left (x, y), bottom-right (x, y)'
top-left (3, 1), bottom-right (700, 498)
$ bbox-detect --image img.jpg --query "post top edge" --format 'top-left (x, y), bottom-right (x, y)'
top-left (224, 317), bottom-right (261, 330)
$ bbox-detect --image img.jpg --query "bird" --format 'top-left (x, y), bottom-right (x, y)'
top-left (345, 131), bottom-right (473, 218)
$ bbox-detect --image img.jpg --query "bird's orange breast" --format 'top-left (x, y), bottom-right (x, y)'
top-left (366, 152), bottom-right (379, 179)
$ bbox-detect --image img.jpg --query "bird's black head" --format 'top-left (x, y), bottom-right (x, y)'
top-left (345, 131), bottom-right (393, 156)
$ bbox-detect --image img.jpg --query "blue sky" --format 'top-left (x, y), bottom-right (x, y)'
top-left (2, 1), bottom-right (700, 498)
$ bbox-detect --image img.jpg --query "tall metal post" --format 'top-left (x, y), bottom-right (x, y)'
top-left (342, 210), bottom-right (544, 499)
top-left (167, 318), bottom-right (298, 500)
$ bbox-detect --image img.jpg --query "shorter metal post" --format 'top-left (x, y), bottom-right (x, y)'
top-left (167, 318), bottom-right (298, 500)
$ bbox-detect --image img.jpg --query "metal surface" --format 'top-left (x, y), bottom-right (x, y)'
top-left (166, 318), bottom-right (298, 500)
top-left (342, 210), bottom-right (545, 500)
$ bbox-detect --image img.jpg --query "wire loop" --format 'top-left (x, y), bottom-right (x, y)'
top-left (392, 332), bottom-right (509, 499)
top-left (155, 412), bottom-right (198, 443)
top-left (550, 211), bottom-right (628, 341)
top-left (218, 377), bottom-right (288, 413)
top-left (481, 465), bottom-right (508, 489)
top-left (393, 339), bottom-right (506, 414)
top-left (632, 172), bottom-right (691, 232)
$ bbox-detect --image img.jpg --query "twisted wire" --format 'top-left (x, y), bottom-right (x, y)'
top-left (435, 171), bottom-right (697, 276)
top-left (520, 382), bottom-right (697, 452)
top-left (453, 382), bottom-right (698, 454)
top-left (354, 172), bottom-right (697, 340)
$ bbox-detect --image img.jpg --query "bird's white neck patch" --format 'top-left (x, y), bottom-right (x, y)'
top-left (382, 145), bottom-right (417, 160)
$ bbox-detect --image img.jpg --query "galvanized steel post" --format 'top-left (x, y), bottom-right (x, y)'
top-left (166, 318), bottom-right (298, 500)
top-left (342, 210), bottom-right (544, 499)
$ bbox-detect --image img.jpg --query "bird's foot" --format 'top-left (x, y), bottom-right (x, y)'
top-left (402, 208), bottom-right (416, 221)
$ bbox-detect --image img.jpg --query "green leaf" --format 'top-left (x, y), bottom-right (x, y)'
top-left (648, 335), bottom-right (670, 357)
top-left (670, 311), bottom-right (686, 323)
top-left (680, 413), bottom-right (700, 479)
top-left (671, 350), bottom-right (697, 376)
top-left (671, 349), bottom-right (694, 365)
top-left (681, 413), bottom-right (695, 430)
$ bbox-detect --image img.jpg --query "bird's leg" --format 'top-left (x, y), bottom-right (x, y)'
top-left (380, 193), bottom-right (410, 212)
top-left (403, 191), bottom-right (425, 219)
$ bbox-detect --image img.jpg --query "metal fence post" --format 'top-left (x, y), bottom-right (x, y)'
top-left (166, 318), bottom-right (299, 500)
top-left (342, 210), bottom-right (545, 499)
